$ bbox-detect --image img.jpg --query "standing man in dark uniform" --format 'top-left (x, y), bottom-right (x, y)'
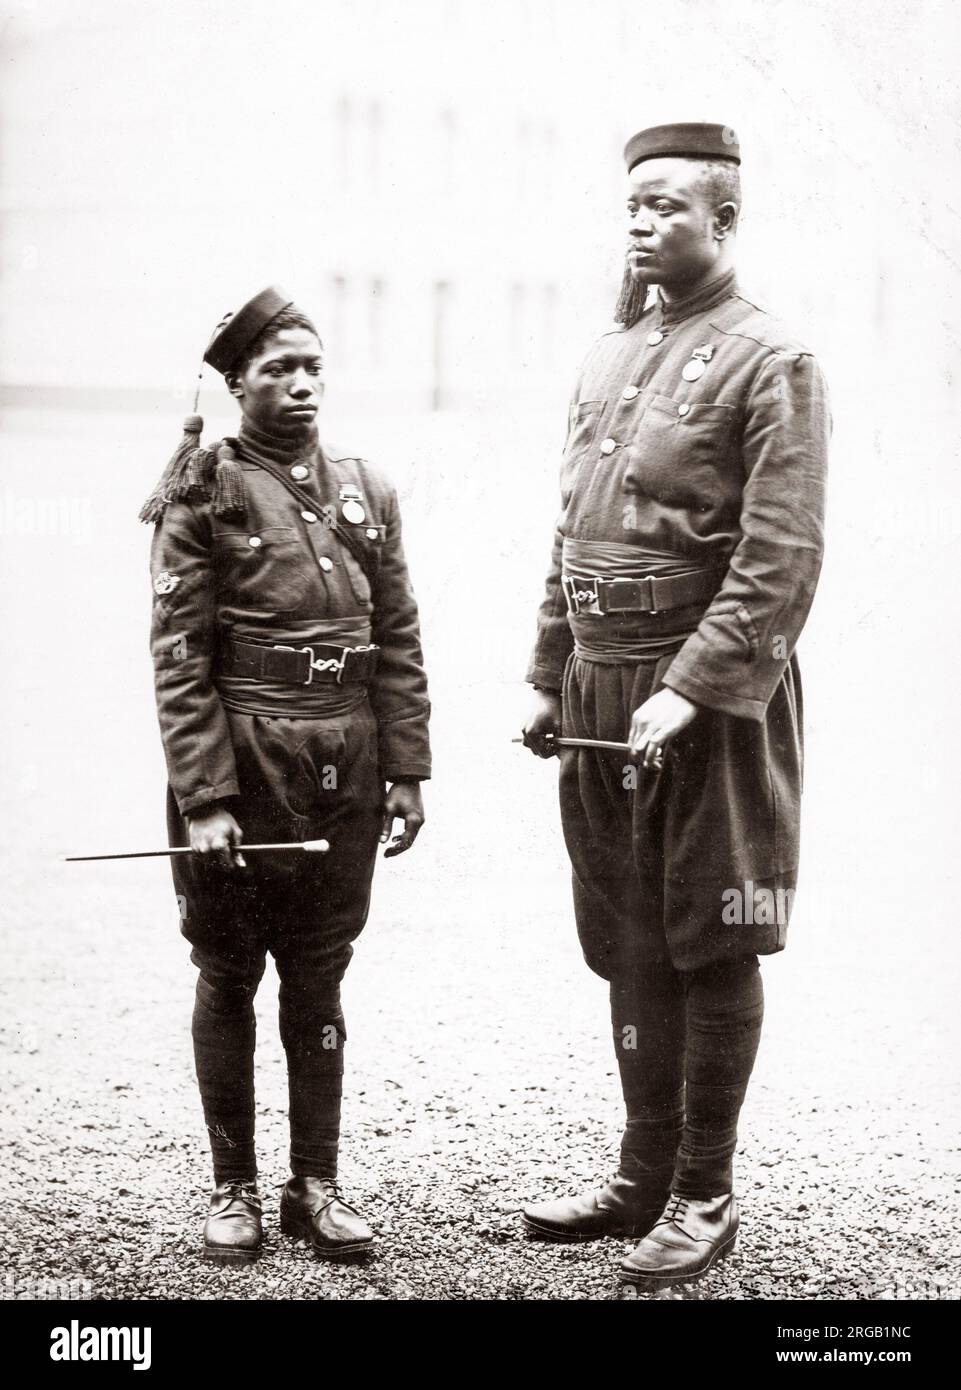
top-left (141, 288), bottom-right (430, 1265)
top-left (521, 126), bottom-right (829, 1289)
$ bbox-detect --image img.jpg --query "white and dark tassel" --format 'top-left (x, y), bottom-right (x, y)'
top-left (138, 413), bottom-right (207, 523)
top-left (210, 440), bottom-right (246, 519)
top-left (139, 370), bottom-right (250, 525)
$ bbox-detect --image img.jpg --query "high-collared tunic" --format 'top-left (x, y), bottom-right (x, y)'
top-left (528, 271), bottom-right (830, 972)
top-left (148, 423), bottom-right (431, 972)
top-left (150, 424), bottom-right (431, 816)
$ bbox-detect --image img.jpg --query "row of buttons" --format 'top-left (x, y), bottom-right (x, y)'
top-left (596, 325), bottom-right (674, 454)
top-left (288, 463), bottom-right (322, 545)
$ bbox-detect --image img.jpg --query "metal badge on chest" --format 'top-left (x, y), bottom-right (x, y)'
top-left (339, 484), bottom-right (366, 525)
top-left (681, 344), bottom-right (715, 383)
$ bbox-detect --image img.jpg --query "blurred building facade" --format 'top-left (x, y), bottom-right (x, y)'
top-left (1, 0), bottom-right (955, 439)
top-left (1, 0), bottom-right (639, 413)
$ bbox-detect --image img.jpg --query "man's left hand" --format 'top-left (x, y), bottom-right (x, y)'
top-left (628, 687), bottom-right (699, 769)
top-left (380, 781), bottom-right (425, 858)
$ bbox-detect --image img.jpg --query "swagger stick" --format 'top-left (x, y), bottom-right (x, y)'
top-left (63, 840), bottom-right (330, 863)
top-left (511, 735), bottom-right (632, 755)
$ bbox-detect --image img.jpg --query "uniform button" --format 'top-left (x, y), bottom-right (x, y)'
top-left (677, 402), bottom-right (690, 417)
top-left (366, 527), bottom-right (379, 539)
top-left (290, 464), bottom-right (310, 481)
top-left (301, 510), bottom-right (318, 523)
top-left (600, 437), bottom-right (617, 455)
top-left (622, 385), bottom-right (639, 400)
top-left (647, 331), bottom-right (664, 346)
top-left (247, 536), bottom-right (262, 547)
top-left (319, 556), bottom-right (333, 572)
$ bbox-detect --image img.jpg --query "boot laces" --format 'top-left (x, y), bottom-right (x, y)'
top-left (659, 1193), bottom-right (690, 1229)
top-left (321, 1182), bottom-right (361, 1214)
top-left (222, 1179), bottom-right (261, 1207)
top-left (279, 1178), bottom-right (358, 1215)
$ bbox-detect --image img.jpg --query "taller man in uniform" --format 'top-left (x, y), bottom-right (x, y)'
top-left (522, 125), bottom-right (829, 1289)
top-left (142, 289), bottom-right (430, 1264)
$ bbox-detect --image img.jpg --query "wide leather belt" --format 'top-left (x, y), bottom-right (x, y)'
top-left (224, 637), bottom-right (380, 686)
top-left (562, 568), bottom-right (723, 617)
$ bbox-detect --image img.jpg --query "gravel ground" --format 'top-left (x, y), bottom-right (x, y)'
top-left (2, 407), bottom-right (959, 1302)
top-left (2, 827), bottom-right (958, 1304)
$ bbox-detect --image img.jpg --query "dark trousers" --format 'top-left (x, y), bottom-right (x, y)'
top-left (168, 704), bottom-right (383, 1183)
top-left (560, 654), bottom-right (773, 1195)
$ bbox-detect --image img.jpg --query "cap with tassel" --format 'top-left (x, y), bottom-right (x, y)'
top-left (139, 288), bottom-right (293, 525)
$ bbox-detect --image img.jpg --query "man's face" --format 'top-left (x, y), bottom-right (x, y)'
top-left (228, 327), bottom-right (324, 436)
top-left (624, 157), bottom-right (726, 292)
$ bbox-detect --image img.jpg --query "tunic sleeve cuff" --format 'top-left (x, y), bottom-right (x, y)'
top-left (177, 780), bottom-right (242, 816)
top-left (526, 663), bottom-right (565, 692)
top-left (662, 670), bottom-right (768, 723)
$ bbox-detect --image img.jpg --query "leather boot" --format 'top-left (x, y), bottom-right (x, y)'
top-left (202, 1179), bottom-right (263, 1265)
top-left (280, 1176), bottom-right (374, 1261)
top-left (619, 1192), bottom-right (739, 1287)
top-left (523, 1169), bottom-right (672, 1242)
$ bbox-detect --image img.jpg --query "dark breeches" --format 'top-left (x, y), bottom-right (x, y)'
top-left (559, 653), bottom-right (783, 1192)
top-left (560, 653), bottom-right (801, 973)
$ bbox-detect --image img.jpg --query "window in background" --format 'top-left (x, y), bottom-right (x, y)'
top-left (337, 96), bottom-right (353, 190)
top-left (330, 274), bottom-right (350, 368)
top-left (368, 100), bottom-right (383, 185)
top-left (542, 283), bottom-right (558, 366)
top-left (431, 279), bottom-right (452, 411)
top-left (516, 117), bottom-right (529, 201)
top-left (369, 277), bottom-right (385, 367)
top-left (510, 281), bottom-right (528, 367)
top-left (438, 107), bottom-right (457, 195)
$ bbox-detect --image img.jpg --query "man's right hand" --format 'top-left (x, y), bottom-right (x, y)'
top-left (186, 805), bottom-right (246, 869)
top-left (522, 688), bottom-right (562, 758)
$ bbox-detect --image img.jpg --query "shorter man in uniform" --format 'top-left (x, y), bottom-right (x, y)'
top-left (522, 125), bottom-right (829, 1289)
top-left (142, 288), bottom-right (430, 1264)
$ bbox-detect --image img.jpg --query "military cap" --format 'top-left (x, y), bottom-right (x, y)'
top-left (624, 123), bottom-right (740, 173)
top-left (203, 285), bottom-right (295, 374)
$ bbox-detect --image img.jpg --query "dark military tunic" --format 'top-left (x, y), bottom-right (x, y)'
top-left (149, 422), bottom-right (430, 977)
top-left (528, 270), bottom-right (829, 973)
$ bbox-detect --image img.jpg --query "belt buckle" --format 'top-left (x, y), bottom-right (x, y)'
top-left (563, 574), bottom-right (598, 616)
top-left (298, 644), bottom-right (345, 685)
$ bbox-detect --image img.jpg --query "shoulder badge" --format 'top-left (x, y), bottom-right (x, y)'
top-left (153, 570), bottom-right (181, 596)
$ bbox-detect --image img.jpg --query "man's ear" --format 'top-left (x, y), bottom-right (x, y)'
top-left (224, 371), bottom-right (244, 400)
top-left (714, 201), bottom-right (738, 239)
